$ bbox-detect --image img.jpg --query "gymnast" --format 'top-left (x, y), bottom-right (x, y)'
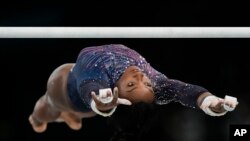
top-left (29, 44), bottom-right (238, 133)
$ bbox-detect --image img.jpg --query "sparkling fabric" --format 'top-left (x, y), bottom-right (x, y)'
top-left (67, 44), bottom-right (208, 112)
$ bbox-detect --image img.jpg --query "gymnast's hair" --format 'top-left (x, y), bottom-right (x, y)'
top-left (106, 102), bottom-right (160, 141)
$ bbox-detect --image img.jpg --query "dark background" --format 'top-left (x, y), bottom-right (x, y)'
top-left (0, 39), bottom-right (250, 141)
top-left (0, 0), bottom-right (250, 141)
top-left (0, 1), bottom-right (249, 27)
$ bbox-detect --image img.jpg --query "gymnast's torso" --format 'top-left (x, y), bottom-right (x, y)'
top-left (67, 44), bottom-right (208, 112)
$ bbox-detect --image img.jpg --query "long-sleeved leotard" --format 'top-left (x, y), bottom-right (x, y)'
top-left (67, 44), bottom-right (208, 112)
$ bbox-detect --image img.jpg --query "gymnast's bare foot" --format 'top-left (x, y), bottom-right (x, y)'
top-left (29, 115), bottom-right (47, 133)
top-left (58, 112), bottom-right (82, 130)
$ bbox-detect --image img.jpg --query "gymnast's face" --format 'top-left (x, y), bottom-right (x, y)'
top-left (116, 66), bottom-right (154, 104)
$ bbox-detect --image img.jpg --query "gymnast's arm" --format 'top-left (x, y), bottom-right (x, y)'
top-left (154, 72), bottom-right (240, 117)
top-left (153, 75), bottom-right (208, 109)
top-left (73, 80), bottom-right (132, 117)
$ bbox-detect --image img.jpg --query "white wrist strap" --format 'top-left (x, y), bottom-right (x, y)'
top-left (201, 96), bottom-right (228, 117)
top-left (203, 106), bottom-right (227, 117)
top-left (90, 100), bottom-right (117, 117)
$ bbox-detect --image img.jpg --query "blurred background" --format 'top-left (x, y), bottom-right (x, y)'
top-left (0, 1), bottom-right (249, 27)
top-left (0, 39), bottom-right (249, 141)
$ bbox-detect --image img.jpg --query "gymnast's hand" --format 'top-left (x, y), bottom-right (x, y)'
top-left (91, 87), bottom-right (132, 112)
top-left (199, 92), bottom-right (239, 116)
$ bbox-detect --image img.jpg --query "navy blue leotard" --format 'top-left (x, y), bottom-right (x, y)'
top-left (67, 44), bottom-right (208, 112)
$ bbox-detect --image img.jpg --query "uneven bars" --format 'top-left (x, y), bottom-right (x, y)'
top-left (0, 27), bottom-right (250, 38)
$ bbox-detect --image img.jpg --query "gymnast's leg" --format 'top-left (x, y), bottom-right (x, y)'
top-left (29, 63), bottom-right (84, 133)
top-left (29, 92), bottom-right (60, 133)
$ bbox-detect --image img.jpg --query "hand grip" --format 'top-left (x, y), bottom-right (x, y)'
top-left (99, 88), bottom-right (113, 104)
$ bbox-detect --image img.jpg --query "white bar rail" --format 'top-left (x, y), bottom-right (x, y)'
top-left (0, 27), bottom-right (250, 38)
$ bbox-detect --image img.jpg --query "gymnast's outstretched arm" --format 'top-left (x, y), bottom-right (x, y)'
top-left (152, 74), bottom-right (238, 116)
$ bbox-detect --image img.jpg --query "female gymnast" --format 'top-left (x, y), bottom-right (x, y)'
top-left (29, 44), bottom-right (238, 133)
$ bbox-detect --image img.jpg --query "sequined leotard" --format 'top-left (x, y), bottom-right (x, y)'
top-left (67, 44), bottom-right (208, 112)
